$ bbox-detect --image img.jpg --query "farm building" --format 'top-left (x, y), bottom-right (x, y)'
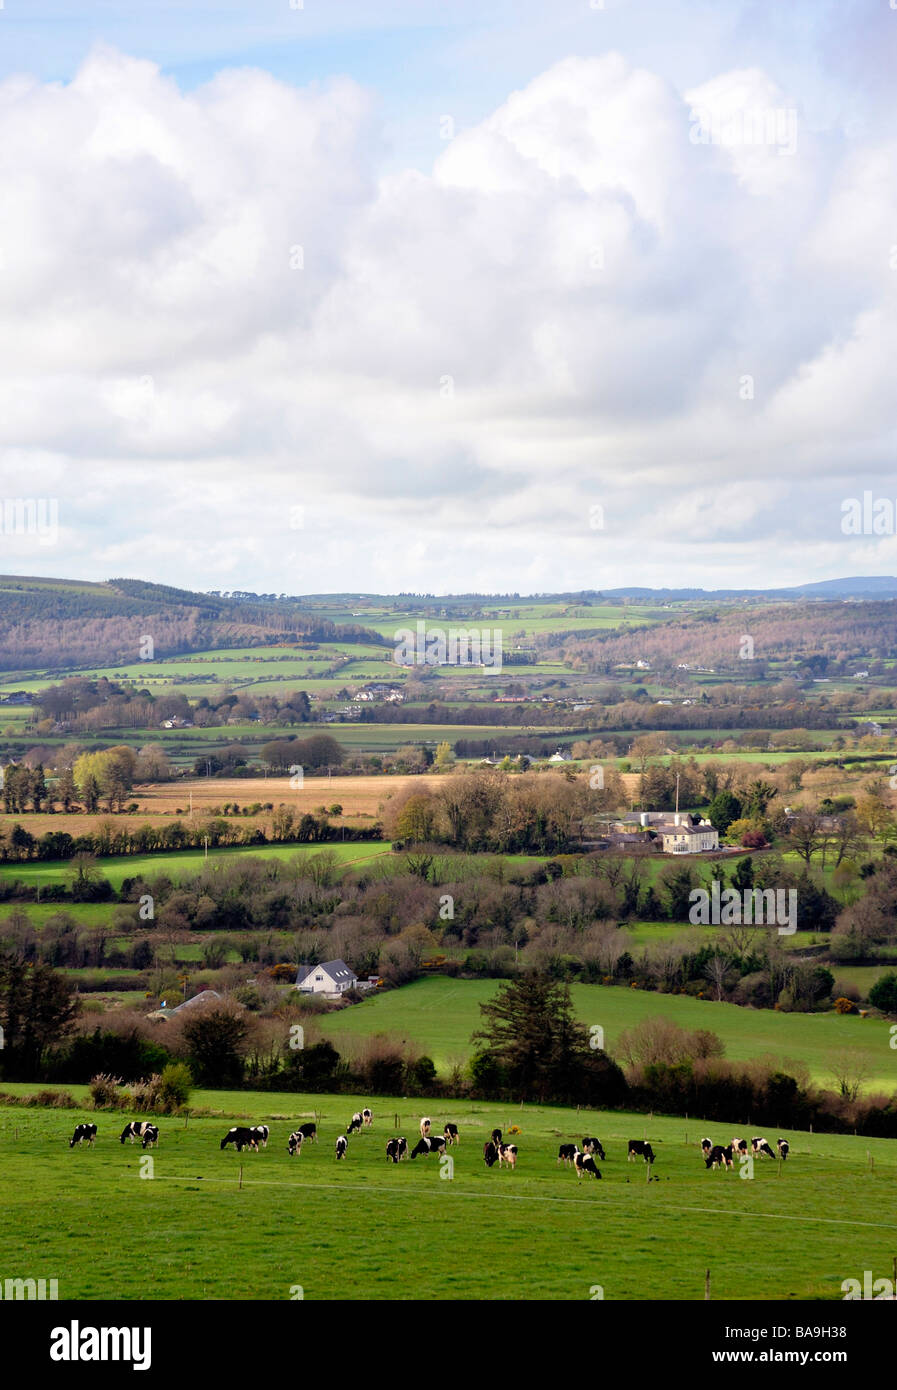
top-left (295, 959), bottom-right (358, 995)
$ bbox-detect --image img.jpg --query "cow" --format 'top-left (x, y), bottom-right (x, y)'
top-left (396, 1136), bottom-right (408, 1160)
top-left (69, 1124), bottom-right (97, 1148)
top-left (574, 1151), bottom-right (602, 1180)
top-left (558, 1143), bottom-right (577, 1166)
top-left (386, 1138), bottom-right (401, 1163)
top-left (497, 1143), bottom-right (518, 1169)
top-left (732, 1137), bottom-right (748, 1160)
top-left (287, 1131), bottom-right (304, 1156)
top-left (362, 1108), bottom-right (373, 1127)
top-left (410, 1135), bottom-right (446, 1159)
top-left (628, 1140), bottom-right (655, 1164)
top-left (582, 1137), bottom-right (606, 1161)
top-left (700, 1137), bottom-right (713, 1159)
top-left (777, 1139), bottom-right (790, 1161)
top-left (335, 1135), bottom-right (348, 1160)
top-left (347, 1113), bottom-right (363, 1136)
top-left (491, 1128), bottom-right (502, 1147)
top-left (419, 1116), bottom-right (432, 1138)
top-left (483, 1141), bottom-right (499, 1168)
top-left (140, 1124), bottom-right (159, 1150)
top-left (298, 1122), bottom-right (317, 1143)
top-left (705, 1144), bottom-right (734, 1170)
top-left (752, 1136), bottom-right (776, 1159)
top-left (250, 1124), bottom-right (269, 1149)
top-left (120, 1121), bottom-right (156, 1145)
top-left (443, 1123), bottom-right (459, 1145)
top-left (220, 1126), bottom-right (256, 1151)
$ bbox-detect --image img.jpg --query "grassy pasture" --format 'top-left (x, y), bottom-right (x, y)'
top-left (1, 1087), bottom-right (894, 1301)
top-left (316, 978), bottom-right (897, 1092)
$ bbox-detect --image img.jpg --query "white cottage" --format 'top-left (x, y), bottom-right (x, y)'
top-left (295, 959), bottom-right (358, 995)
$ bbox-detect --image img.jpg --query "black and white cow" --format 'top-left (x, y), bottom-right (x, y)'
top-left (250, 1124), bottom-right (269, 1149)
top-left (287, 1131), bottom-right (304, 1156)
top-left (347, 1113), bottom-right (363, 1135)
top-left (410, 1135), bottom-right (446, 1159)
top-left (120, 1121), bottom-right (156, 1145)
top-left (705, 1144), bottom-right (733, 1170)
top-left (362, 1108), bottom-right (373, 1127)
top-left (443, 1123), bottom-right (459, 1145)
top-left (582, 1137), bottom-right (606, 1161)
top-left (335, 1135), bottom-right (348, 1160)
top-left (574, 1151), bottom-right (602, 1180)
top-left (419, 1116), bottom-right (432, 1138)
top-left (777, 1139), bottom-right (790, 1161)
top-left (558, 1143), bottom-right (577, 1166)
top-left (297, 1122), bottom-right (317, 1143)
top-left (396, 1136), bottom-right (408, 1160)
top-left (700, 1137), bottom-right (713, 1159)
top-left (628, 1140), bottom-right (655, 1164)
top-left (490, 1128), bottom-right (503, 1147)
top-left (732, 1137), bottom-right (748, 1160)
top-left (386, 1138), bottom-right (401, 1163)
top-left (751, 1136), bottom-right (776, 1159)
top-left (70, 1123), bottom-right (97, 1148)
top-left (483, 1141), bottom-right (499, 1168)
top-left (220, 1126), bottom-right (256, 1151)
top-left (497, 1142), bottom-right (518, 1169)
top-left (140, 1124), bottom-right (159, 1149)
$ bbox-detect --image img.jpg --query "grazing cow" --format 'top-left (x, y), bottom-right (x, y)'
top-left (497, 1143), bottom-right (518, 1169)
top-left (396, 1137), bottom-right (408, 1160)
top-left (298, 1122), bottom-right (317, 1143)
top-left (732, 1137), bottom-right (748, 1159)
top-left (220, 1126), bottom-right (257, 1152)
top-left (386, 1138), bottom-right (401, 1163)
top-left (705, 1144), bottom-right (734, 1170)
top-left (443, 1123), bottom-right (459, 1145)
top-left (335, 1135), bottom-right (348, 1160)
top-left (347, 1113), bottom-right (363, 1136)
top-left (582, 1137), bottom-right (606, 1161)
top-left (362, 1108), bottom-right (373, 1127)
top-left (558, 1143), bottom-right (577, 1166)
top-left (574, 1151), bottom-right (602, 1180)
top-left (410, 1135), bottom-right (446, 1159)
top-left (120, 1121), bottom-right (156, 1145)
top-left (249, 1124), bottom-right (269, 1149)
top-left (69, 1124), bottom-right (97, 1148)
top-left (491, 1128), bottom-right (502, 1147)
top-left (777, 1139), bottom-right (790, 1161)
top-left (140, 1124), bottom-right (159, 1150)
top-left (287, 1131), bottom-right (304, 1156)
top-left (751, 1136), bottom-right (776, 1159)
top-left (483, 1141), bottom-right (499, 1168)
top-left (700, 1137), bottom-right (712, 1158)
top-left (419, 1116), bottom-right (432, 1138)
top-left (628, 1140), bottom-right (655, 1164)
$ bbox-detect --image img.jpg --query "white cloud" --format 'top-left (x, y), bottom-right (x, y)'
top-left (0, 43), bottom-right (895, 593)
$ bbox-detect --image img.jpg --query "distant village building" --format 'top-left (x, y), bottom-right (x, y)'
top-left (352, 684), bottom-right (404, 703)
top-left (615, 811), bottom-right (720, 854)
top-left (295, 959), bottom-right (358, 995)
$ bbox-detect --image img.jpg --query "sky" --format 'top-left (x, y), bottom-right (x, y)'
top-left (1, 0), bottom-right (897, 596)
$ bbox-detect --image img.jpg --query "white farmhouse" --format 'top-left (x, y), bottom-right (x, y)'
top-left (295, 959), bottom-right (358, 995)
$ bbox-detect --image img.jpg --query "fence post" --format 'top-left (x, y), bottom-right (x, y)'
top-left (704, 1269), bottom-right (711, 1301)
top-left (239, 1165), bottom-right (243, 1190)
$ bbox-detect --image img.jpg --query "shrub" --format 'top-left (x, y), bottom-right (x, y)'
top-left (158, 1063), bottom-right (192, 1112)
top-left (89, 1072), bottom-right (125, 1109)
top-left (25, 1089), bottom-right (77, 1108)
top-left (833, 996), bottom-right (858, 1015)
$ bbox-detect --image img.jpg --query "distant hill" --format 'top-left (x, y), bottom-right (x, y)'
top-left (604, 577), bottom-right (897, 601)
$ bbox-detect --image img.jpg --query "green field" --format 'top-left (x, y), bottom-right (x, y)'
top-left (0, 840), bottom-right (395, 890)
top-left (1, 1086), bottom-right (894, 1301)
top-left (317, 978), bottom-right (897, 1092)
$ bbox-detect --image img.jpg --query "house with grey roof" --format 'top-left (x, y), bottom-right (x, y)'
top-left (294, 959), bottom-right (358, 996)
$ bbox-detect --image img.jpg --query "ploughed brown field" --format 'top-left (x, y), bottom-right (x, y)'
top-left (0, 773), bottom-right (444, 838)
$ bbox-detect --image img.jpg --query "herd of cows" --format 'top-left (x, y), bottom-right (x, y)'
top-left (66, 1114), bottom-right (794, 1177)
